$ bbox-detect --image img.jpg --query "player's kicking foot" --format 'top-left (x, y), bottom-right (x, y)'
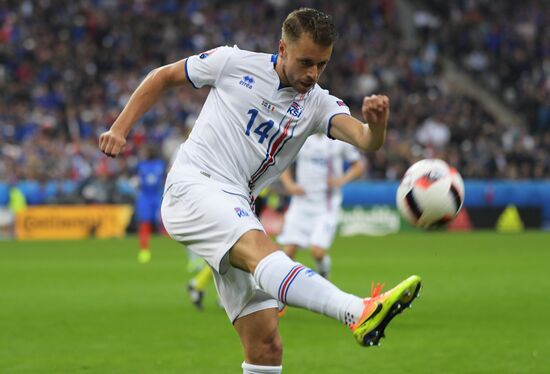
top-left (350, 275), bottom-right (421, 347)
top-left (187, 282), bottom-right (204, 311)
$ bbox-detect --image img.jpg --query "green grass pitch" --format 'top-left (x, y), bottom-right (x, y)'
top-left (1, 232), bottom-right (549, 373)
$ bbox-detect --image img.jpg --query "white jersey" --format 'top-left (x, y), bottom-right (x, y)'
top-left (277, 136), bottom-right (361, 249)
top-left (294, 133), bottom-right (361, 202)
top-left (168, 45), bottom-right (351, 199)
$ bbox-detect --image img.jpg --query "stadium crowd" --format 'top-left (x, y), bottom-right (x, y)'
top-left (0, 0), bottom-right (548, 206)
top-left (415, 0), bottom-right (550, 134)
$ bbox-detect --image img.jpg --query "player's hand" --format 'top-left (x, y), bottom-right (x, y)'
top-left (362, 95), bottom-right (389, 129)
top-left (287, 184), bottom-right (305, 196)
top-left (99, 129), bottom-right (127, 158)
top-left (328, 177), bottom-right (344, 189)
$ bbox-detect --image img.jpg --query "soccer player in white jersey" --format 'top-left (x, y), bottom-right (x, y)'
top-left (278, 133), bottom-right (365, 278)
top-left (99, 8), bottom-right (421, 374)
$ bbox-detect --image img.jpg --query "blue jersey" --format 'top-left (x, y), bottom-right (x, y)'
top-left (138, 159), bottom-right (166, 196)
top-left (136, 158), bottom-right (165, 223)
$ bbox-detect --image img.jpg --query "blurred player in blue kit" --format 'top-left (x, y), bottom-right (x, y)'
top-left (100, 8), bottom-right (421, 373)
top-left (136, 144), bottom-right (166, 263)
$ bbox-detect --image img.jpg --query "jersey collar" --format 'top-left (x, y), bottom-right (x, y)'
top-left (271, 53), bottom-right (293, 91)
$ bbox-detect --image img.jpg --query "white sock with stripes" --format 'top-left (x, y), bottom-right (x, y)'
top-left (254, 251), bottom-right (364, 326)
top-left (242, 362), bottom-right (282, 373)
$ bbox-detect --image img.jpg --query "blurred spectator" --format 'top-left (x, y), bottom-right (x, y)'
top-left (80, 160), bottom-right (118, 204)
top-left (416, 113), bottom-right (451, 149)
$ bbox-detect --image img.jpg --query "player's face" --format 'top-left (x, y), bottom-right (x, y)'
top-left (278, 34), bottom-right (333, 93)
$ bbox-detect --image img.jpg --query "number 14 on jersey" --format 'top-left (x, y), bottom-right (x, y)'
top-left (245, 109), bottom-right (275, 145)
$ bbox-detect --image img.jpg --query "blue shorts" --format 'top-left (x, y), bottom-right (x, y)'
top-left (136, 193), bottom-right (161, 223)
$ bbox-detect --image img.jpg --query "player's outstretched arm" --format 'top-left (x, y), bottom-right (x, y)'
top-left (329, 95), bottom-right (389, 152)
top-left (99, 59), bottom-right (189, 158)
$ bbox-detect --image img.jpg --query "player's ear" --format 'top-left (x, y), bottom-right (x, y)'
top-left (278, 39), bottom-right (286, 58)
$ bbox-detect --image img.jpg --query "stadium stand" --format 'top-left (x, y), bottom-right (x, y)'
top-left (0, 0), bottom-right (548, 206)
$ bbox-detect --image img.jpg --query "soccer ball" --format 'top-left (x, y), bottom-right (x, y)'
top-left (396, 159), bottom-right (465, 229)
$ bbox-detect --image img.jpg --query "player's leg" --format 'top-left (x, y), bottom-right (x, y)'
top-left (161, 178), bottom-right (284, 369)
top-left (309, 211), bottom-right (338, 278)
top-left (230, 230), bottom-right (364, 324)
top-left (234, 308), bottom-right (282, 372)
top-left (208, 260), bottom-right (283, 372)
top-left (230, 230), bottom-right (421, 346)
top-left (281, 244), bottom-right (298, 259)
top-left (186, 250), bottom-right (205, 273)
top-left (277, 204), bottom-right (308, 316)
top-left (187, 265), bottom-right (213, 310)
top-left (137, 222), bottom-right (152, 263)
top-left (310, 245), bottom-right (331, 278)
top-left (276, 244), bottom-right (299, 316)
top-left (277, 199), bottom-right (310, 260)
top-left (136, 193), bottom-right (152, 263)
top-left (279, 244), bottom-right (297, 316)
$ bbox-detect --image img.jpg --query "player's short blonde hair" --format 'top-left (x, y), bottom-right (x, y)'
top-left (282, 8), bottom-right (336, 46)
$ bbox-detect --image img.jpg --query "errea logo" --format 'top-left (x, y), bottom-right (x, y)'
top-left (234, 207), bottom-right (250, 218)
top-left (239, 75), bottom-right (255, 89)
